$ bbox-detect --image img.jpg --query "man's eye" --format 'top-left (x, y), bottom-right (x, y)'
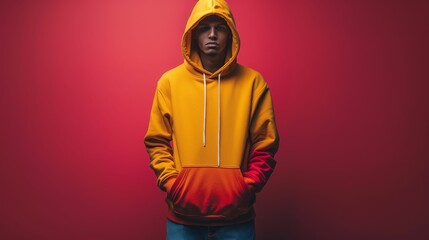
top-left (216, 26), bottom-right (228, 32)
top-left (197, 26), bottom-right (210, 32)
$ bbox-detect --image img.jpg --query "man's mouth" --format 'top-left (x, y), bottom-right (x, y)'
top-left (206, 42), bottom-right (218, 47)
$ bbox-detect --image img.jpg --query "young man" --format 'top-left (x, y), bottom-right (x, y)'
top-left (144, 0), bottom-right (279, 239)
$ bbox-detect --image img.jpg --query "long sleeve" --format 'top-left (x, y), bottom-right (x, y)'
top-left (144, 83), bottom-right (178, 191)
top-left (243, 83), bottom-right (279, 193)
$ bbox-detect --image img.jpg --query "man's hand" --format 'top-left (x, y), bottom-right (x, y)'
top-left (163, 177), bottom-right (177, 194)
top-left (243, 177), bottom-right (256, 193)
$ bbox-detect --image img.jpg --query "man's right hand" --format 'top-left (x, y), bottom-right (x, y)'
top-left (163, 177), bottom-right (177, 194)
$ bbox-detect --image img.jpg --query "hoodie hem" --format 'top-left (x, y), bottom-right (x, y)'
top-left (166, 207), bottom-right (255, 226)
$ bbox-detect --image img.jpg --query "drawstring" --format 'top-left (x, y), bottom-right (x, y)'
top-left (203, 73), bottom-right (207, 147)
top-left (217, 73), bottom-right (221, 167)
top-left (201, 73), bottom-right (222, 167)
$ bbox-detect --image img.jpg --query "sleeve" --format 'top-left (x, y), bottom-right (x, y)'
top-left (243, 80), bottom-right (280, 193)
top-left (144, 81), bottom-right (178, 191)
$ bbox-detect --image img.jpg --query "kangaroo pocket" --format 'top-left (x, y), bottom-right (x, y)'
top-left (167, 167), bottom-right (254, 221)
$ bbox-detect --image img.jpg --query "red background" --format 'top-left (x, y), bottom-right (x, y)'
top-left (1, 0), bottom-right (428, 239)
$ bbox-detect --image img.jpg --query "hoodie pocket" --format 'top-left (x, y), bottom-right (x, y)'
top-left (167, 169), bottom-right (188, 202)
top-left (235, 172), bottom-right (256, 208)
top-left (166, 168), bottom-right (254, 220)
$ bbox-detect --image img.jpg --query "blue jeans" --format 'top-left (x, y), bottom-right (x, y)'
top-left (166, 219), bottom-right (256, 240)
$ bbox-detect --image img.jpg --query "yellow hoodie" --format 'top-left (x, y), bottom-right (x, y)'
top-left (144, 0), bottom-right (279, 225)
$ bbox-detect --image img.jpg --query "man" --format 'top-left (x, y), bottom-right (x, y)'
top-left (144, 0), bottom-right (279, 239)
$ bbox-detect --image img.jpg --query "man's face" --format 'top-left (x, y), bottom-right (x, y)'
top-left (194, 15), bottom-right (230, 57)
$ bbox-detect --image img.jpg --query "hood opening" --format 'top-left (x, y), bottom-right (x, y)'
top-left (182, 0), bottom-right (240, 78)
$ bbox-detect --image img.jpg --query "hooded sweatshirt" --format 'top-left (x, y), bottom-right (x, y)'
top-left (144, 0), bottom-right (279, 226)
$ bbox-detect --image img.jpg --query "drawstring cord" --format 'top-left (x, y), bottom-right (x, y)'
top-left (203, 73), bottom-right (207, 147)
top-left (217, 73), bottom-right (221, 167)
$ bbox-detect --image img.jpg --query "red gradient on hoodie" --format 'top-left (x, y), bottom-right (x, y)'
top-left (166, 168), bottom-right (254, 226)
top-left (243, 150), bottom-right (277, 192)
top-left (1, 0), bottom-right (428, 240)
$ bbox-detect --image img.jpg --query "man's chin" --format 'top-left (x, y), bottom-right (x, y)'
top-left (205, 50), bottom-right (219, 56)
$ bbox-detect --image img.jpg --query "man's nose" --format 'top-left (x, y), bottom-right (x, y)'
top-left (208, 27), bottom-right (217, 39)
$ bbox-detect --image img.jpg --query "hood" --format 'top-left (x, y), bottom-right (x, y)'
top-left (182, 0), bottom-right (240, 78)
